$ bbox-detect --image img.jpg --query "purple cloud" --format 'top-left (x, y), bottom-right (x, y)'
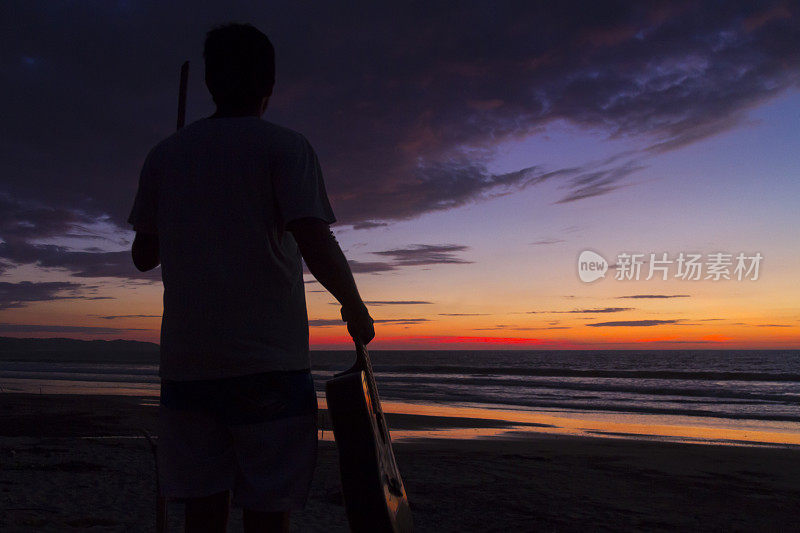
top-left (587, 319), bottom-right (679, 327)
top-left (0, 281), bottom-right (113, 310)
top-left (2, 1), bottom-right (798, 276)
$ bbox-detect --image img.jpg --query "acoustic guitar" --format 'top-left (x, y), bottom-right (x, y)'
top-left (326, 341), bottom-right (414, 532)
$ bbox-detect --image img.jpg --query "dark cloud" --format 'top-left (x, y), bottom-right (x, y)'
top-left (352, 221), bottom-right (389, 230)
top-left (0, 240), bottom-right (160, 281)
top-left (347, 260), bottom-right (396, 273)
top-left (344, 158), bottom-right (644, 221)
top-left (309, 246), bottom-right (472, 278)
top-left (294, 0), bottom-right (798, 220)
top-left (373, 244), bottom-right (473, 266)
top-left (616, 294), bottom-right (691, 299)
top-left (554, 161), bottom-right (644, 203)
top-left (308, 319), bottom-right (344, 327)
top-left (310, 317), bottom-right (430, 327)
top-left (345, 244), bottom-right (473, 275)
top-left (587, 319), bottom-right (679, 327)
top-left (306, 258), bottom-right (396, 275)
top-left (0, 281), bottom-right (111, 310)
top-left (570, 307), bottom-right (634, 314)
top-left (0, 323), bottom-right (149, 333)
top-left (0, 193), bottom-right (158, 281)
top-left (474, 324), bottom-right (570, 331)
top-left (530, 239), bottom-right (566, 246)
top-left (374, 318), bottom-right (430, 325)
top-left (0, 193), bottom-right (96, 243)
top-left (364, 300), bottom-right (433, 305)
top-left (647, 339), bottom-right (719, 344)
top-left (529, 307), bottom-right (634, 314)
top-left (2, 1), bottom-right (798, 273)
top-left (328, 300), bottom-right (433, 306)
top-left (90, 314), bottom-right (162, 320)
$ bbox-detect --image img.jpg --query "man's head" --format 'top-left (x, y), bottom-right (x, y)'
top-left (204, 23), bottom-right (275, 112)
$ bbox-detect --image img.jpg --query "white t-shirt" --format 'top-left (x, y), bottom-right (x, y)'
top-left (128, 117), bottom-right (336, 380)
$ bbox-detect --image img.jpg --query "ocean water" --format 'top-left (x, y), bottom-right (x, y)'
top-left (1, 350), bottom-right (798, 426)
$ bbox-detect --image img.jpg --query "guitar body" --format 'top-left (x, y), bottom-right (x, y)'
top-left (325, 343), bottom-right (414, 532)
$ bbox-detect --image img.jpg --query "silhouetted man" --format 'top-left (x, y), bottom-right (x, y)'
top-left (128, 23), bottom-right (374, 533)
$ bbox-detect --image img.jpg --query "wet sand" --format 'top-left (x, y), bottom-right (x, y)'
top-left (1, 393), bottom-right (799, 531)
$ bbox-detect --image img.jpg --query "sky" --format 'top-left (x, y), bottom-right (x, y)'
top-left (1, 1), bottom-right (799, 349)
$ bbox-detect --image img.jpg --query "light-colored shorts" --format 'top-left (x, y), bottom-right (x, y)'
top-left (156, 369), bottom-right (318, 512)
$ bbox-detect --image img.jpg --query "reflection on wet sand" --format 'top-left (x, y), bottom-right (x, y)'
top-left (319, 398), bottom-right (800, 447)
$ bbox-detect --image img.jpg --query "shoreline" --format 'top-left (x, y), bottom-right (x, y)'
top-left (2, 390), bottom-right (800, 448)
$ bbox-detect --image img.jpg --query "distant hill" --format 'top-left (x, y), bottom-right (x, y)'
top-left (0, 337), bottom-right (159, 364)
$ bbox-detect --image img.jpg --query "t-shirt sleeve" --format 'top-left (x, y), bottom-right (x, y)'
top-left (127, 148), bottom-right (159, 233)
top-left (273, 133), bottom-right (336, 227)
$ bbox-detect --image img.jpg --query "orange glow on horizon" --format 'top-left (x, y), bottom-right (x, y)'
top-left (1, 283), bottom-right (796, 350)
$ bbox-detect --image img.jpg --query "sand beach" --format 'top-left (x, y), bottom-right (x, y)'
top-left (1, 392), bottom-right (799, 532)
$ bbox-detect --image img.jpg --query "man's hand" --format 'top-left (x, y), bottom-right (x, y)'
top-left (341, 303), bottom-right (375, 345)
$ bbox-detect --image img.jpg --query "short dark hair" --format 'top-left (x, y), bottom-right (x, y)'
top-left (204, 23), bottom-right (275, 107)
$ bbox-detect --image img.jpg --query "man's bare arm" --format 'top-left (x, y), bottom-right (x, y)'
top-left (287, 217), bottom-right (375, 344)
top-left (131, 232), bottom-right (160, 272)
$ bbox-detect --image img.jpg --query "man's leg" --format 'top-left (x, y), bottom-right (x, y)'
top-left (185, 490), bottom-right (230, 533)
top-left (242, 509), bottom-right (290, 533)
